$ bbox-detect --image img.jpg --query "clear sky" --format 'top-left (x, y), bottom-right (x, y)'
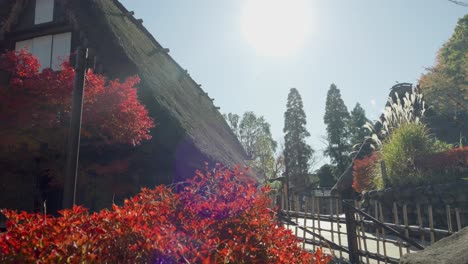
top-left (120, 0), bottom-right (466, 167)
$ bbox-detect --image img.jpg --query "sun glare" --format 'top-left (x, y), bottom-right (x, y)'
top-left (240, 0), bottom-right (312, 57)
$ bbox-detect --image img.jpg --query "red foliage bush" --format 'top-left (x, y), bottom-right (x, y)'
top-left (0, 50), bottom-right (154, 145)
top-left (352, 152), bottom-right (380, 193)
top-left (416, 146), bottom-right (468, 170)
top-left (0, 165), bottom-right (332, 264)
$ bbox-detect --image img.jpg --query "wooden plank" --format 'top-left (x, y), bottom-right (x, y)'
top-left (281, 194), bottom-right (285, 212)
top-left (417, 203), bottom-right (425, 245)
top-left (356, 200), bottom-right (370, 264)
top-left (330, 199), bottom-right (335, 244)
top-left (303, 197), bottom-right (308, 249)
top-left (393, 202), bottom-right (403, 257)
top-left (295, 196), bottom-right (299, 240)
top-left (335, 198), bottom-right (343, 259)
top-left (455, 208), bottom-right (462, 231)
top-left (344, 199), bottom-right (360, 264)
top-left (286, 194), bottom-right (290, 230)
top-left (403, 204), bottom-right (410, 254)
top-left (311, 196), bottom-right (316, 251)
top-left (379, 202), bottom-right (388, 264)
top-left (375, 202), bottom-right (381, 264)
top-left (446, 205), bottom-right (452, 234)
top-left (428, 205), bottom-right (435, 244)
top-left (317, 198), bottom-right (322, 238)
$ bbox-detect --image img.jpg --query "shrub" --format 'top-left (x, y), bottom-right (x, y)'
top-left (352, 152), bottom-right (380, 192)
top-left (0, 50), bottom-right (154, 146)
top-left (0, 165), bottom-right (331, 264)
top-left (380, 123), bottom-right (452, 187)
top-left (415, 146), bottom-right (468, 183)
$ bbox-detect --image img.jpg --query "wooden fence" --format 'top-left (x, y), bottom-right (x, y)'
top-left (272, 194), bottom-right (466, 264)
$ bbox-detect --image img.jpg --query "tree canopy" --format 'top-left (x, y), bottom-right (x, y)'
top-left (284, 88), bottom-right (314, 194)
top-left (348, 103), bottom-right (371, 158)
top-left (419, 14), bottom-right (467, 144)
top-left (224, 112), bottom-right (277, 181)
top-left (324, 84), bottom-right (351, 176)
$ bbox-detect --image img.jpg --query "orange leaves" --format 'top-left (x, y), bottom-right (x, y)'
top-left (0, 164), bottom-right (330, 263)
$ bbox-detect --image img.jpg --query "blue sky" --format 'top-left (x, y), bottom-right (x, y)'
top-left (120, 0), bottom-right (466, 167)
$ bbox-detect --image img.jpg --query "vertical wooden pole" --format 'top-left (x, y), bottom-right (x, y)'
top-left (303, 197), bottom-right (308, 249)
top-left (356, 200), bottom-right (369, 264)
top-left (403, 204), bottom-right (410, 254)
top-left (281, 192), bottom-right (285, 212)
top-left (335, 198), bottom-right (343, 258)
top-left (416, 203), bottom-right (425, 245)
top-left (317, 198), bottom-right (322, 238)
top-left (374, 202), bottom-right (381, 264)
top-left (393, 202), bottom-right (403, 257)
top-left (295, 196), bottom-right (299, 238)
top-left (330, 199), bottom-right (335, 244)
top-left (379, 203), bottom-right (388, 263)
top-left (311, 196), bottom-right (316, 252)
top-left (344, 200), bottom-right (360, 264)
top-left (63, 47), bottom-right (88, 209)
top-left (446, 205), bottom-right (452, 234)
top-left (428, 205), bottom-right (435, 244)
top-left (455, 208), bottom-right (462, 231)
top-left (380, 161), bottom-right (388, 185)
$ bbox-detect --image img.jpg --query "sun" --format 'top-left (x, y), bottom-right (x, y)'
top-left (240, 0), bottom-right (312, 57)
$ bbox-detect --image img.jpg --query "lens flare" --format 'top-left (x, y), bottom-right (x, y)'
top-left (241, 0), bottom-right (312, 57)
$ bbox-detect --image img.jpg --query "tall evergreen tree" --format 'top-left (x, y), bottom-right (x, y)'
top-left (283, 88), bottom-right (313, 194)
top-left (348, 103), bottom-right (371, 157)
top-left (324, 84), bottom-right (351, 177)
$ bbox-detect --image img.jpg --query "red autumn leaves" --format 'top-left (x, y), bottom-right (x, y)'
top-left (0, 165), bottom-right (331, 263)
top-left (0, 50), bottom-right (154, 146)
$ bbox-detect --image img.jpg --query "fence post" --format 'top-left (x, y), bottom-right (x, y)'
top-left (344, 199), bottom-right (360, 264)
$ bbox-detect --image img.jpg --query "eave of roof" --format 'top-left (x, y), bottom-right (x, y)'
top-left (81, 0), bottom-right (249, 169)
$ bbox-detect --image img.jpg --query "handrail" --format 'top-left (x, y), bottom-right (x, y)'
top-left (342, 200), bottom-right (425, 250)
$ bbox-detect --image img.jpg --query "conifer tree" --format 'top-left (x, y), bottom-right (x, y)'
top-left (348, 103), bottom-right (371, 157)
top-left (283, 88), bottom-right (313, 194)
top-left (324, 84), bottom-right (351, 176)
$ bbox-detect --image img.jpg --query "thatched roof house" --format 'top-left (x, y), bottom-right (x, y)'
top-left (0, 0), bottom-right (249, 210)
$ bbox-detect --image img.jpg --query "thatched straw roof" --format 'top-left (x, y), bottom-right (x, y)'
top-left (0, 0), bottom-right (249, 179)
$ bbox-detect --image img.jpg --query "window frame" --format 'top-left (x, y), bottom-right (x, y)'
top-left (15, 31), bottom-right (72, 71)
top-left (34, 0), bottom-right (55, 25)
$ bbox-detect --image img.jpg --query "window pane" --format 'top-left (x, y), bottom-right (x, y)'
top-left (35, 0), bottom-right (54, 24)
top-left (33, 35), bottom-right (53, 70)
top-left (15, 39), bottom-right (33, 52)
top-left (52, 32), bottom-right (71, 70)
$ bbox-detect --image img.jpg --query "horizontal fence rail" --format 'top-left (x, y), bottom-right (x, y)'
top-left (271, 193), bottom-right (466, 264)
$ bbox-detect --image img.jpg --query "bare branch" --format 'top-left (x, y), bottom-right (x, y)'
top-left (448, 0), bottom-right (468, 6)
